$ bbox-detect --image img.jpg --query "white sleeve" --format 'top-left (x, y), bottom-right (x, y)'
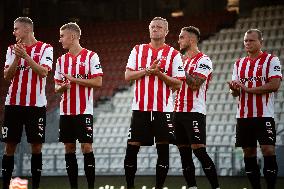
top-left (40, 46), bottom-right (53, 71)
top-left (126, 47), bottom-right (137, 71)
top-left (268, 56), bottom-right (282, 80)
top-left (90, 53), bottom-right (103, 78)
top-left (171, 53), bottom-right (185, 79)
top-left (232, 61), bottom-right (239, 81)
top-left (193, 57), bottom-right (213, 78)
top-left (4, 46), bottom-right (15, 70)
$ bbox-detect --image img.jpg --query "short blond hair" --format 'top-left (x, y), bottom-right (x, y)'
top-left (151, 17), bottom-right (168, 31)
top-left (14, 17), bottom-right (34, 30)
top-left (60, 22), bottom-right (81, 38)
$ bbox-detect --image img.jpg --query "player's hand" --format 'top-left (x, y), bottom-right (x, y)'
top-left (227, 80), bottom-right (240, 91)
top-left (148, 59), bottom-right (161, 75)
top-left (61, 73), bottom-right (75, 83)
top-left (13, 42), bottom-right (28, 59)
top-left (61, 83), bottom-right (71, 90)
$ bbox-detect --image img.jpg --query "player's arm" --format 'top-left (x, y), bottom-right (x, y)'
top-left (236, 78), bottom-right (281, 94)
top-left (4, 56), bottom-right (20, 80)
top-left (157, 71), bottom-right (182, 89)
top-left (62, 73), bottom-right (102, 88)
top-left (185, 72), bottom-right (206, 91)
top-left (14, 44), bottom-right (49, 78)
top-left (125, 68), bottom-right (151, 81)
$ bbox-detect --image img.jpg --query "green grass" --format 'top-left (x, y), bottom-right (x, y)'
top-left (2, 176), bottom-right (284, 189)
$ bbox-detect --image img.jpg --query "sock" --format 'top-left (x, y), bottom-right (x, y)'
top-left (244, 156), bottom-right (261, 189)
top-left (155, 144), bottom-right (169, 189)
top-left (263, 155), bottom-right (278, 189)
top-left (193, 147), bottom-right (219, 189)
top-left (31, 153), bottom-right (42, 189)
top-left (65, 153), bottom-right (78, 189)
top-left (178, 146), bottom-right (197, 187)
top-left (2, 155), bottom-right (14, 189)
top-left (124, 144), bottom-right (140, 189)
top-left (84, 152), bottom-right (96, 189)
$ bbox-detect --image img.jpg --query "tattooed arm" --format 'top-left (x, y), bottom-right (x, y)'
top-left (185, 72), bottom-right (206, 91)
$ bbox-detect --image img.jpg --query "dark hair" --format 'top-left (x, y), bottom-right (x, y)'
top-left (246, 28), bottom-right (263, 41)
top-left (14, 17), bottom-right (34, 29)
top-left (182, 26), bottom-right (200, 41)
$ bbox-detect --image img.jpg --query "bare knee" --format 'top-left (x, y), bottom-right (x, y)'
top-left (243, 147), bottom-right (257, 157)
top-left (64, 143), bottom-right (76, 154)
top-left (31, 143), bottom-right (42, 154)
top-left (191, 144), bottom-right (205, 150)
top-left (127, 141), bottom-right (141, 146)
top-left (5, 143), bottom-right (18, 156)
top-left (261, 145), bottom-right (275, 156)
top-left (81, 143), bottom-right (93, 154)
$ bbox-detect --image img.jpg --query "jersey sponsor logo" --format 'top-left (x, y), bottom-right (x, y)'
top-left (199, 63), bottom-right (211, 70)
top-left (274, 65), bottom-right (281, 72)
top-left (17, 65), bottom-right (30, 71)
top-left (72, 73), bottom-right (90, 79)
top-left (240, 76), bottom-right (267, 84)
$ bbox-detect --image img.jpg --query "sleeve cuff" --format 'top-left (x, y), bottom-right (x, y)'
top-left (90, 73), bottom-right (103, 78)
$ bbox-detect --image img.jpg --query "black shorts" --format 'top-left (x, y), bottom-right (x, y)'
top-left (2, 105), bottom-right (46, 143)
top-left (59, 114), bottom-right (93, 143)
top-left (127, 111), bottom-right (174, 146)
top-left (173, 112), bottom-right (206, 145)
top-left (236, 117), bottom-right (276, 147)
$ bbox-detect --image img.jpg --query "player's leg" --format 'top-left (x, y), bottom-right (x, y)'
top-left (237, 118), bottom-right (261, 189)
top-left (124, 111), bottom-right (149, 189)
top-left (2, 143), bottom-right (18, 189)
top-left (79, 114), bottom-right (95, 189)
top-left (26, 106), bottom-right (46, 189)
top-left (154, 112), bottom-right (173, 189)
top-left (1, 105), bottom-right (23, 189)
top-left (173, 112), bottom-right (197, 188)
top-left (59, 115), bottom-right (78, 189)
top-left (191, 113), bottom-right (219, 189)
top-left (258, 118), bottom-right (277, 189)
top-left (81, 143), bottom-right (95, 189)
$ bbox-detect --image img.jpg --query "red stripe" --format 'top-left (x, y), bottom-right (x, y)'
top-left (30, 42), bottom-right (43, 106)
top-left (138, 45), bottom-right (148, 110)
top-left (186, 53), bottom-right (203, 111)
top-left (178, 82), bottom-right (186, 111)
top-left (63, 55), bottom-right (68, 114)
top-left (135, 45), bottom-right (139, 104)
top-left (79, 50), bottom-right (88, 114)
top-left (147, 48), bottom-right (157, 111)
top-left (238, 58), bottom-right (247, 117)
top-left (70, 55), bottom-right (77, 114)
top-left (255, 53), bottom-right (268, 117)
top-left (19, 47), bottom-right (33, 105)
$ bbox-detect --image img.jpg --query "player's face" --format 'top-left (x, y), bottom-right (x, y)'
top-left (59, 29), bottom-right (73, 49)
top-left (178, 30), bottom-right (191, 54)
top-left (244, 32), bottom-right (262, 54)
top-left (13, 22), bottom-right (28, 42)
top-left (149, 20), bottom-right (168, 40)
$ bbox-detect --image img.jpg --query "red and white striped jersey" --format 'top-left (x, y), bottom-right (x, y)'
top-left (126, 44), bottom-right (185, 112)
top-left (232, 52), bottom-right (282, 118)
top-left (4, 41), bottom-right (53, 107)
top-left (54, 48), bottom-right (103, 115)
top-left (174, 52), bottom-right (212, 114)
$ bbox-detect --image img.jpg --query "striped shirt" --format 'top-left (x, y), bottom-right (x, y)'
top-left (126, 44), bottom-right (185, 112)
top-left (174, 52), bottom-right (212, 114)
top-left (54, 48), bottom-right (103, 115)
top-left (4, 41), bottom-right (53, 107)
top-left (232, 52), bottom-right (282, 118)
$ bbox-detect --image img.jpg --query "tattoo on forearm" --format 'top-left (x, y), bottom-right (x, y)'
top-left (185, 72), bottom-right (205, 90)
